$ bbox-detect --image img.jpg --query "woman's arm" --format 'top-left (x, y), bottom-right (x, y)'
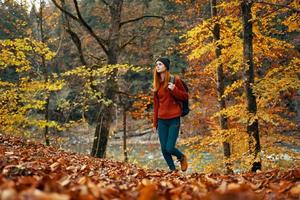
top-left (153, 92), bottom-right (159, 129)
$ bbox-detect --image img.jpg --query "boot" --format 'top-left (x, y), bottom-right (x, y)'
top-left (180, 155), bottom-right (188, 172)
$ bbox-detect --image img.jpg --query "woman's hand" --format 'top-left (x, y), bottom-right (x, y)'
top-left (168, 82), bottom-right (175, 91)
top-left (152, 127), bottom-right (157, 134)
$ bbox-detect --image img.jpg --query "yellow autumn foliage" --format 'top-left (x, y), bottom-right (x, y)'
top-left (60, 63), bottom-right (143, 128)
top-left (0, 38), bottom-right (63, 135)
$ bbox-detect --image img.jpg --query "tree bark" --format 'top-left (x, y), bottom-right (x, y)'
top-left (123, 108), bottom-right (128, 162)
top-left (39, 0), bottom-right (50, 146)
top-left (241, 0), bottom-right (261, 172)
top-left (210, 0), bottom-right (233, 174)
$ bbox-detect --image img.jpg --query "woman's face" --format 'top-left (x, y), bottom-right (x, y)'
top-left (155, 61), bottom-right (166, 73)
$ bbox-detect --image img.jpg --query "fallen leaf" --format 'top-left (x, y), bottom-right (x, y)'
top-left (160, 180), bottom-right (174, 188)
top-left (59, 176), bottom-right (71, 187)
top-left (204, 174), bottom-right (219, 185)
top-left (80, 164), bottom-right (87, 171)
top-left (5, 151), bottom-right (14, 155)
top-left (216, 181), bottom-right (227, 193)
top-left (1, 188), bottom-right (17, 200)
top-left (227, 183), bottom-right (241, 191)
top-left (138, 184), bottom-right (157, 200)
top-left (77, 176), bottom-right (88, 185)
top-left (50, 162), bottom-right (60, 172)
top-left (289, 184), bottom-right (300, 197)
top-left (88, 171), bottom-right (94, 176)
top-left (141, 178), bottom-right (152, 186)
top-left (169, 186), bottom-right (183, 195)
top-left (22, 189), bottom-right (70, 200)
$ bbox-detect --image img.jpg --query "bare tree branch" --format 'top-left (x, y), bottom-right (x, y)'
top-left (120, 35), bottom-right (137, 49)
top-left (88, 53), bottom-right (106, 62)
top-left (255, 0), bottom-right (300, 13)
top-left (53, 26), bottom-right (64, 57)
top-left (100, 0), bottom-right (109, 6)
top-left (119, 15), bottom-right (165, 49)
top-left (59, 0), bottom-right (87, 65)
top-left (51, 0), bottom-right (109, 55)
top-left (120, 15), bottom-right (165, 28)
top-left (251, 2), bottom-right (286, 24)
top-left (72, 0), bottom-right (108, 53)
top-left (115, 90), bottom-right (131, 97)
top-left (120, 23), bottom-right (165, 50)
top-left (51, 0), bottom-right (79, 21)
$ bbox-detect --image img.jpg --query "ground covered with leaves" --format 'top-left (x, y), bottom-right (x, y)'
top-left (0, 134), bottom-right (299, 200)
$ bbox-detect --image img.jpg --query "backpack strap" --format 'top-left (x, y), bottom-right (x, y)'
top-left (170, 75), bottom-right (175, 84)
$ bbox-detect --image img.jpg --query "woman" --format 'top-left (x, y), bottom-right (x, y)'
top-left (152, 57), bottom-right (188, 172)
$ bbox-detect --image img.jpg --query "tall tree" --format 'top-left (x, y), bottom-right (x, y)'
top-left (210, 0), bottom-right (233, 174)
top-left (39, 0), bottom-right (51, 146)
top-left (241, 0), bottom-right (261, 172)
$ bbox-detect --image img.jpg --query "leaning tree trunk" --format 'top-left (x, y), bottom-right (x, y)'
top-left (91, 52), bottom-right (119, 158)
top-left (241, 0), bottom-right (261, 172)
top-left (211, 0), bottom-right (233, 174)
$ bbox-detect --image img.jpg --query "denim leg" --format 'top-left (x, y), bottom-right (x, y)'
top-left (158, 119), bottom-right (176, 170)
top-left (166, 118), bottom-right (184, 161)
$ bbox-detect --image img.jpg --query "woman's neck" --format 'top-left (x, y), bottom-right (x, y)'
top-left (159, 72), bottom-right (165, 82)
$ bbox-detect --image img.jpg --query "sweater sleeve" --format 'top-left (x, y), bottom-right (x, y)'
top-left (170, 76), bottom-right (188, 101)
top-left (153, 92), bottom-right (159, 129)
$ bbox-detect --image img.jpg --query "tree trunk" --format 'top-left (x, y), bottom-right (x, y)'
top-left (60, 1), bottom-right (107, 157)
top-left (123, 108), bottom-right (128, 162)
top-left (92, 52), bottom-right (118, 157)
top-left (211, 0), bottom-right (233, 174)
top-left (91, 0), bottom-right (122, 157)
top-left (241, 0), bottom-right (261, 172)
top-left (39, 0), bottom-right (50, 146)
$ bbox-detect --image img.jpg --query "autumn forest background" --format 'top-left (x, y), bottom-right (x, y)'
top-left (1, 0), bottom-right (299, 177)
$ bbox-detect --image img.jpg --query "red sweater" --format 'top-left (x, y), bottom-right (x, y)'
top-left (153, 76), bottom-right (188, 128)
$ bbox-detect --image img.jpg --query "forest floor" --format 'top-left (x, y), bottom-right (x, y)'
top-left (0, 133), bottom-right (299, 200)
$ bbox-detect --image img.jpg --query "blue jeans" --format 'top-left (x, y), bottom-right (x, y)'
top-left (158, 117), bottom-right (184, 170)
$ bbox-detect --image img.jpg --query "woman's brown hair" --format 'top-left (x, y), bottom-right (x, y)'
top-left (153, 67), bottom-right (171, 92)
